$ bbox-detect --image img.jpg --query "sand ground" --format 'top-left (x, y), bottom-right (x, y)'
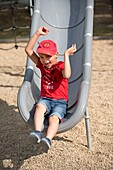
top-left (0, 40), bottom-right (113, 170)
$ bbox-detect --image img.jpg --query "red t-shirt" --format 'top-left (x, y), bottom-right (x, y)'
top-left (37, 60), bottom-right (68, 101)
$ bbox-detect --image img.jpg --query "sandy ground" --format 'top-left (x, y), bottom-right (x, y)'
top-left (0, 40), bottom-right (112, 170)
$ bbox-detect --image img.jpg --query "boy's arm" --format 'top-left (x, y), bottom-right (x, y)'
top-left (62, 44), bottom-right (76, 78)
top-left (25, 27), bottom-right (49, 65)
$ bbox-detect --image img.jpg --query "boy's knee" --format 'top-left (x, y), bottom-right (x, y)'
top-left (35, 103), bottom-right (46, 113)
top-left (49, 115), bottom-right (59, 123)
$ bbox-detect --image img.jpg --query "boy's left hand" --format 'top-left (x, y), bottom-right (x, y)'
top-left (65, 44), bottom-right (77, 56)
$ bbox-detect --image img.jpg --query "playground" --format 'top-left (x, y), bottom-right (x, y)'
top-left (0, 0), bottom-right (113, 170)
top-left (0, 40), bottom-right (112, 170)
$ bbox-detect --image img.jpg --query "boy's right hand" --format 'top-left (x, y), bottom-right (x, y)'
top-left (36, 27), bottom-right (49, 36)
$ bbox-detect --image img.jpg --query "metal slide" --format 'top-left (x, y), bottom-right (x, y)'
top-left (18, 0), bottom-right (94, 148)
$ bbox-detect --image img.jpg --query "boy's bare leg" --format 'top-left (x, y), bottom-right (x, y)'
top-left (34, 103), bottom-right (46, 131)
top-left (46, 115), bottom-right (59, 140)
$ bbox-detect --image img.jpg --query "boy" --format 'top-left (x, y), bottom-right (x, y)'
top-left (25, 26), bottom-right (76, 152)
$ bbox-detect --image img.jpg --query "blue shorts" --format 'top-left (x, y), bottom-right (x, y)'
top-left (36, 97), bottom-right (67, 120)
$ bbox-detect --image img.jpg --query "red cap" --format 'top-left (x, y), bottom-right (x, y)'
top-left (36, 40), bottom-right (57, 56)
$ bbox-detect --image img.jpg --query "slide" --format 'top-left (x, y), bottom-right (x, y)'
top-left (17, 0), bottom-right (94, 140)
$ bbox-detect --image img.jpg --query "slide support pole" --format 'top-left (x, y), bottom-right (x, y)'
top-left (85, 106), bottom-right (92, 149)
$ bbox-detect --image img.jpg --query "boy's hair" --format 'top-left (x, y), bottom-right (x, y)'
top-left (36, 39), bottom-right (57, 56)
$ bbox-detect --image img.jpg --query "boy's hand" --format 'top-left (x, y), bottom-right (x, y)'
top-left (36, 27), bottom-right (49, 36)
top-left (65, 44), bottom-right (77, 56)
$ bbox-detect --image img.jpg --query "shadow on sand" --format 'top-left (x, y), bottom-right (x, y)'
top-left (0, 98), bottom-right (72, 170)
top-left (0, 99), bottom-right (35, 170)
top-left (0, 98), bottom-right (46, 170)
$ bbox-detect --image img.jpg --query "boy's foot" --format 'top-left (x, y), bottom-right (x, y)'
top-left (40, 137), bottom-right (51, 153)
top-left (30, 131), bottom-right (42, 144)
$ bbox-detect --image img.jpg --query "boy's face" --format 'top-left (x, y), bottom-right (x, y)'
top-left (38, 53), bottom-right (58, 68)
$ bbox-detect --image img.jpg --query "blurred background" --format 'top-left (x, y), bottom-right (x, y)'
top-left (0, 0), bottom-right (113, 44)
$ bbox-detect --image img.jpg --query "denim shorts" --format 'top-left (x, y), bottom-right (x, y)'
top-left (36, 97), bottom-right (67, 120)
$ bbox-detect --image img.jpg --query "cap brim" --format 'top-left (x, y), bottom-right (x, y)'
top-left (36, 48), bottom-right (54, 56)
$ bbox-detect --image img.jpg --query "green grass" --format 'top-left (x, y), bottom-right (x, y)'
top-left (0, 2), bottom-right (31, 40)
top-left (93, 16), bottom-right (113, 36)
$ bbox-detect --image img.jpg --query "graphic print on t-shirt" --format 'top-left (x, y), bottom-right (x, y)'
top-left (42, 66), bottom-right (59, 90)
top-left (37, 60), bottom-right (68, 101)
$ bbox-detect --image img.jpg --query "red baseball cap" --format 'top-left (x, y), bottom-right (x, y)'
top-left (36, 39), bottom-right (57, 56)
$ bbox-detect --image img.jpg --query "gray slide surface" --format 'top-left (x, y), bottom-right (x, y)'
top-left (18, 0), bottom-right (94, 134)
